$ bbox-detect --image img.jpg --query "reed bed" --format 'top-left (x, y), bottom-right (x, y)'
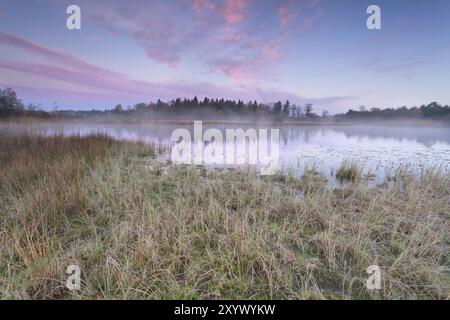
top-left (0, 133), bottom-right (448, 299)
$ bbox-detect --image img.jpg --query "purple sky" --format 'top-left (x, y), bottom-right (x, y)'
top-left (0, 0), bottom-right (449, 113)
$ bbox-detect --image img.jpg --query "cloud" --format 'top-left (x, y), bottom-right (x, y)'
top-left (276, 0), bottom-right (321, 30)
top-left (329, 44), bottom-right (450, 76)
top-left (191, 0), bottom-right (216, 15)
top-left (220, 0), bottom-right (247, 24)
top-left (0, 32), bottom-right (351, 111)
top-left (277, 5), bottom-right (297, 27)
top-left (0, 32), bottom-right (101, 73)
top-left (75, 0), bottom-right (323, 81)
top-left (191, 0), bottom-right (248, 24)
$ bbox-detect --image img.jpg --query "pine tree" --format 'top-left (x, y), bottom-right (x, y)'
top-left (273, 101), bottom-right (283, 115)
top-left (282, 100), bottom-right (291, 117)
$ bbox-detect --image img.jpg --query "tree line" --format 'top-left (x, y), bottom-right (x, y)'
top-left (335, 103), bottom-right (450, 122)
top-left (1, 87), bottom-right (449, 122)
top-left (109, 97), bottom-right (317, 121)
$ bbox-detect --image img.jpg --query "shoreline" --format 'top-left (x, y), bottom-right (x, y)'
top-left (1, 116), bottom-right (449, 128)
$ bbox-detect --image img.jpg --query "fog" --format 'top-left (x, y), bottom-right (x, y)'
top-left (1, 120), bottom-right (449, 184)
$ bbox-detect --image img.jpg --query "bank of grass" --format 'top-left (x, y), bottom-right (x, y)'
top-left (0, 133), bottom-right (449, 299)
top-left (336, 161), bottom-right (362, 183)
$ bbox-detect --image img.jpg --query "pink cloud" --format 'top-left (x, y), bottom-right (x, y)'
top-left (201, 0), bottom-right (322, 80)
top-left (79, 0), bottom-right (319, 81)
top-left (222, 31), bottom-right (245, 42)
top-left (276, 0), bottom-right (321, 30)
top-left (80, 1), bottom-right (193, 66)
top-left (222, 0), bottom-right (247, 24)
top-left (2, 0), bottom-right (324, 87)
top-left (206, 37), bottom-right (282, 82)
top-left (0, 32), bottom-right (353, 111)
top-left (277, 4), bottom-right (297, 26)
top-left (0, 32), bottom-right (96, 72)
top-left (190, 0), bottom-right (248, 24)
top-left (0, 31), bottom-right (354, 110)
top-left (34, 0), bottom-right (323, 83)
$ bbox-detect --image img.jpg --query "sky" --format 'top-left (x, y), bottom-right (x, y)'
top-left (0, 0), bottom-right (449, 113)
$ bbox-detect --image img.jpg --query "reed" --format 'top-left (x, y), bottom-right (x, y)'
top-left (0, 133), bottom-right (448, 299)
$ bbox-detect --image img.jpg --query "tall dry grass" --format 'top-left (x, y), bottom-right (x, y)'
top-left (0, 133), bottom-right (448, 299)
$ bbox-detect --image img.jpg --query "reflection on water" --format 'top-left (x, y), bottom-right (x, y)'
top-left (2, 120), bottom-right (450, 183)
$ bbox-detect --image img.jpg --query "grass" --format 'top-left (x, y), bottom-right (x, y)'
top-left (335, 161), bottom-right (362, 183)
top-left (0, 133), bottom-right (449, 299)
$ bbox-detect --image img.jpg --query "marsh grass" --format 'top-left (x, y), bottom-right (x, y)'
top-left (336, 161), bottom-right (362, 183)
top-left (0, 133), bottom-right (448, 299)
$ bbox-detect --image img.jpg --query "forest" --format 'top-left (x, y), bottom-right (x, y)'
top-left (1, 88), bottom-right (450, 122)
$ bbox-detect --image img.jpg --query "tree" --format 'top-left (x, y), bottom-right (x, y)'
top-left (174, 98), bottom-right (182, 108)
top-left (295, 105), bottom-right (303, 118)
top-left (133, 103), bottom-right (147, 112)
top-left (192, 96), bottom-right (199, 107)
top-left (273, 101), bottom-right (283, 116)
top-left (113, 104), bottom-right (124, 113)
top-left (282, 100), bottom-right (291, 117)
top-left (251, 100), bottom-right (258, 113)
top-left (304, 103), bottom-right (313, 118)
top-left (291, 104), bottom-right (298, 118)
top-left (0, 88), bottom-right (24, 115)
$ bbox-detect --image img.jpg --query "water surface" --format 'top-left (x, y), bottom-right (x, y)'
top-left (2, 120), bottom-right (449, 184)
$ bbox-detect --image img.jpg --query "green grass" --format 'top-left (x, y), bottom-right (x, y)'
top-left (0, 133), bottom-right (448, 299)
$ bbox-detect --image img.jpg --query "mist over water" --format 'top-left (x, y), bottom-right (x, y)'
top-left (2, 120), bottom-right (450, 184)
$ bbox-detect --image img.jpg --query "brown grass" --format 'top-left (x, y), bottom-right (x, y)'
top-left (0, 133), bottom-right (448, 299)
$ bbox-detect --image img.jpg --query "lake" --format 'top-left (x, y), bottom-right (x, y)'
top-left (2, 120), bottom-right (450, 184)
